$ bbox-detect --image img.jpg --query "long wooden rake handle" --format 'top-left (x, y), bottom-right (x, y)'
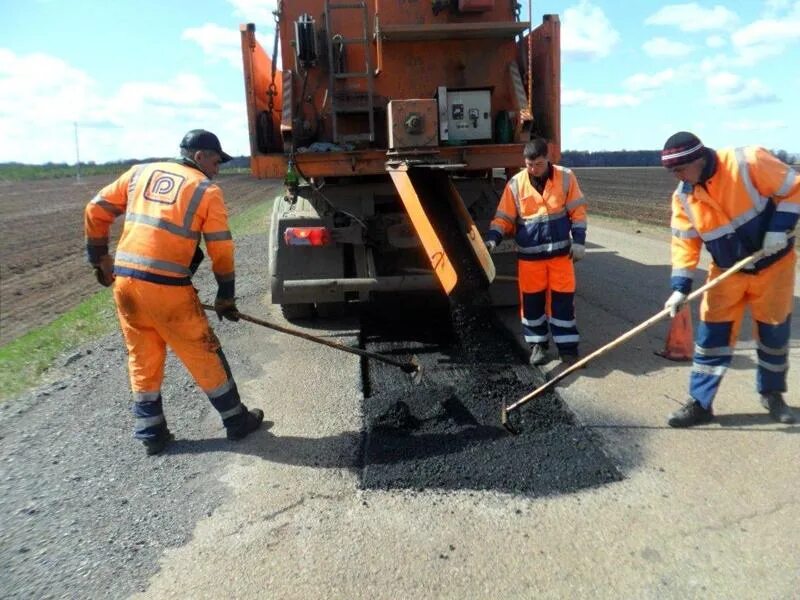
top-left (502, 248), bottom-right (769, 423)
top-left (201, 303), bottom-right (422, 382)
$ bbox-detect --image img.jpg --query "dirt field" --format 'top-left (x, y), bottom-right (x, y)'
top-left (574, 166), bottom-right (675, 223)
top-left (0, 167), bottom-right (674, 345)
top-left (0, 173), bottom-right (276, 345)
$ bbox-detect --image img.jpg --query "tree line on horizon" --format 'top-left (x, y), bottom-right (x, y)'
top-left (1, 150), bottom-right (796, 181)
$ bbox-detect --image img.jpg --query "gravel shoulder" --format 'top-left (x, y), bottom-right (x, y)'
top-left (0, 232), bottom-right (277, 599)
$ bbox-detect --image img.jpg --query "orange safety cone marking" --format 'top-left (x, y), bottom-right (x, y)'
top-left (655, 306), bottom-right (693, 361)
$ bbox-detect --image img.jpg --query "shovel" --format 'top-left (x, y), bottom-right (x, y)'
top-left (202, 304), bottom-right (423, 384)
top-left (501, 248), bottom-right (771, 433)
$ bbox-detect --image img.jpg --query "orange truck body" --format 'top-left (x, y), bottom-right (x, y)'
top-left (239, 0), bottom-right (561, 314)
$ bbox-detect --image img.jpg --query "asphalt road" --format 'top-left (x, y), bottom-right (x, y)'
top-left (1, 218), bottom-right (798, 599)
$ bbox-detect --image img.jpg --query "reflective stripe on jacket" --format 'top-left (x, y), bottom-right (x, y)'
top-left (487, 165), bottom-right (587, 260)
top-left (84, 161), bottom-right (236, 297)
top-left (670, 147), bottom-right (800, 293)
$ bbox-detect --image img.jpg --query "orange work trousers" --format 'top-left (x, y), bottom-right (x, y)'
top-left (691, 249), bottom-right (795, 407)
top-left (517, 255), bottom-right (579, 354)
top-left (113, 277), bottom-right (242, 438)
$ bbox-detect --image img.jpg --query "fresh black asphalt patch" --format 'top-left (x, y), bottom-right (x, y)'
top-left (358, 296), bottom-right (622, 496)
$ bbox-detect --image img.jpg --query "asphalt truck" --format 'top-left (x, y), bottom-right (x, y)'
top-left (239, 0), bottom-right (560, 319)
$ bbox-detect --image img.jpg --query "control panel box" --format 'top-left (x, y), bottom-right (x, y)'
top-left (438, 89), bottom-right (492, 142)
top-left (387, 99), bottom-right (438, 150)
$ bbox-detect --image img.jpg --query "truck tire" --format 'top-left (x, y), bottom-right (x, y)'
top-left (281, 303), bottom-right (314, 321)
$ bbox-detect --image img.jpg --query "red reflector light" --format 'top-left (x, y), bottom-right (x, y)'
top-left (284, 226), bottom-right (331, 246)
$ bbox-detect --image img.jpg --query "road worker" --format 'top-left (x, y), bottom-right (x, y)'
top-left (84, 129), bottom-right (264, 455)
top-left (485, 138), bottom-right (588, 365)
top-left (661, 131), bottom-right (798, 427)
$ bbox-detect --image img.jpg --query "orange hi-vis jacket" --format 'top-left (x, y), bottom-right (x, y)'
top-left (487, 165), bottom-right (587, 259)
top-left (84, 161), bottom-right (236, 298)
top-left (670, 147), bottom-right (800, 293)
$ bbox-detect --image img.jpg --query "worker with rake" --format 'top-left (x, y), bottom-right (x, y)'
top-left (485, 138), bottom-right (588, 366)
top-left (661, 131), bottom-right (798, 427)
top-left (84, 129), bottom-right (264, 454)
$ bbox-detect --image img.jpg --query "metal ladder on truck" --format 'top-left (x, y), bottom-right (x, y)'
top-left (324, 0), bottom-right (375, 144)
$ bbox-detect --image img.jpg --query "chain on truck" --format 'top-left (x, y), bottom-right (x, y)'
top-left (239, 0), bottom-right (561, 320)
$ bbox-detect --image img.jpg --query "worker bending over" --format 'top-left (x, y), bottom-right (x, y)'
top-left (84, 129), bottom-right (264, 455)
top-left (662, 131), bottom-right (798, 427)
top-left (485, 138), bottom-right (588, 366)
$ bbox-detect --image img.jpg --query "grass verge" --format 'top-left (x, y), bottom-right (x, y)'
top-left (228, 196), bottom-right (274, 236)
top-left (0, 197), bottom-right (275, 402)
top-left (0, 291), bottom-right (117, 402)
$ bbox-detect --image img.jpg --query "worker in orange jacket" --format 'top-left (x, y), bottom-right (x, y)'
top-left (661, 131), bottom-right (798, 427)
top-left (485, 138), bottom-right (588, 366)
top-left (84, 129), bottom-right (264, 455)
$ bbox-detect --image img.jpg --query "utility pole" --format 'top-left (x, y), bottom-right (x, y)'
top-left (74, 121), bottom-right (81, 182)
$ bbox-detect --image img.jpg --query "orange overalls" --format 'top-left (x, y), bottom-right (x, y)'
top-left (84, 161), bottom-right (245, 439)
top-left (487, 165), bottom-right (587, 355)
top-left (670, 147), bottom-right (799, 408)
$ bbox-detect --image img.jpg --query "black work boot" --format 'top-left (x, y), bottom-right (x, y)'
top-left (760, 392), bottom-right (796, 424)
top-left (142, 428), bottom-right (174, 456)
top-left (529, 343), bottom-right (549, 366)
top-left (226, 407), bottom-right (265, 441)
top-left (667, 399), bottom-right (714, 428)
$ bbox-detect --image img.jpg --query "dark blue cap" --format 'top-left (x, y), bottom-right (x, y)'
top-left (180, 129), bottom-right (232, 163)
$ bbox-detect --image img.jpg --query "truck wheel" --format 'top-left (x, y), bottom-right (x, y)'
top-left (281, 303), bottom-right (314, 321)
top-left (316, 302), bottom-right (347, 319)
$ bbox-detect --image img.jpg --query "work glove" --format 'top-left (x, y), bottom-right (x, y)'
top-left (485, 240), bottom-right (497, 253)
top-left (214, 297), bottom-right (240, 322)
top-left (570, 243), bottom-right (586, 262)
top-left (762, 231), bottom-right (787, 256)
top-left (664, 290), bottom-right (688, 318)
top-left (93, 255), bottom-right (115, 287)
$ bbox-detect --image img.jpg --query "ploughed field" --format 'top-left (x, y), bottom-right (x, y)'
top-left (575, 166), bottom-right (674, 224)
top-left (0, 168), bottom-right (675, 345)
top-left (0, 173), bottom-right (275, 345)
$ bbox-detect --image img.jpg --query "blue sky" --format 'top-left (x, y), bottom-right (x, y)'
top-left (1, 0), bottom-right (798, 164)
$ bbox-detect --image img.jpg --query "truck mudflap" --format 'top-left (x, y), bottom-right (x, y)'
top-left (388, 164), bottom-right (496, 295)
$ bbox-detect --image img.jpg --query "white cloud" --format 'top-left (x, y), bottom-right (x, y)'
top-left (705, 35), bottom-right (726, 48)
top-left (0, 49), bottom-right (246, 164)
top-left (182, 24), bottom-right (243, 70)
top-left (227, 0), bottom-right (279, 26)
top-left (0, 49), bottom-right (97, 123)
top-left (642, 37), bottom-right (693, 58)
top-left (698, 39), bottom-right (783, 73)
top-left (692, 4), bottom-right (800, 67)
top-left (623, 69), bottom-right (676, 92)
top-left (114, 74), bottom-right (222, 115)
top-left (562, 89), bottom-right (640, 108)
top-left (570, 126), bottom-right (612, 140)
top-left (764, 0), bottom-right (793, 15)
top-left (561, 1), bottom-right (620, 60)
top-left (222, 0), bottom-right (281, 67)
top-left (706, 72), bottom-right (778, 108)
top-left (174, 3), bottom-right (284, 95)
top-left (731, 17), bottom-right (800, 48)
top-left (722, 119), bottom-right (786, 131)
top-left (697, 53), bottom-right (733, 74)
top-left (645, 3), bottom-right (739, 32)
top-left (712, 2), bottom-right (800, 68)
